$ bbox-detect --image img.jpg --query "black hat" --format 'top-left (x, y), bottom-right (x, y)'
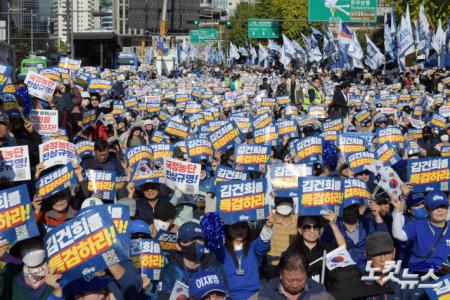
top-left (274, 197), bottom-right (293, 206)
top-left (154, 201), bottom-right (176, 221)
top-left (366, 232), bottom-right (394, 257)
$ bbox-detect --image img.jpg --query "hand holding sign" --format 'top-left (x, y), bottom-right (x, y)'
top-left (45, 268), bottom-right (63, 298)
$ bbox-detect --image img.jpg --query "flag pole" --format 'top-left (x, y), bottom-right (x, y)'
top-left (321, 250), bottom-right (327, 284)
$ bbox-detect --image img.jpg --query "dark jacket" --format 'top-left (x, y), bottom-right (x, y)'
top-left (259, 83), bottom-right (274, 98)
top-left (329, 88), bottom-right (349, 118)
top-left (259, 277), bottom-right (328, 300)
top-left (157, 252), bottom-right (228, 300)
top-left (81, 154), bottom-right (125, 176)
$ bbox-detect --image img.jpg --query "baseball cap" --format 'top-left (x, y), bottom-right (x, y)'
top-left (406, 192), bottom-right (425, 207)
top-left (0, 113), bottom-right (9, 126)
top-left (425, 191), bottom-right (449, 210)
top-left (341, 198), bottom-right (364, 209)
top-left (129, 220), bottom-right (151, 236)
top-left (154, 201), bottom-right (176, 222)
top-left (366, 232), bottom-right (394, 257)
top-left (177, 221), bottom-right (203, 243)
top-left (188, 271), bottom-right (227, 300)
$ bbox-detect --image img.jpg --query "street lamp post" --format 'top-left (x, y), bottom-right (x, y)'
top-left (30, 9), bottom-right (34, 53)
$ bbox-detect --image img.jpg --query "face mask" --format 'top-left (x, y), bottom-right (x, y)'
top-left (276, 204), bottom-right (293, 216)
top-left (440, 135), bottom-right (449, 142)
top-left (23, 263), bottom-right (47, 289)
top-left (412, 207), bottom-right (428, 220)
top-left (343, 206), bottom-right (359, 225)
top-left (154, 219), bottom-right (171, 232)
top-left (181, 241), bottom-right (205, 262)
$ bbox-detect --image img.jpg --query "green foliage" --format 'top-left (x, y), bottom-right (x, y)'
top-left (387, 0), bottom-right (449, 29)
top-left (272, 0), bottom-right (308, 41)
top-left (228, 3), bottom-right (257, 45)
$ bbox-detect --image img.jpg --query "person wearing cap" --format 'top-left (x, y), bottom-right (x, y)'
top-left (287, 214), bottom-right (345, 282)
top-left (215, 213), bottom-right (274, 300)
top-left (265, 197), bottom-right (299, 278)
top-left (361, 232), bottom-right (425, 299)
top-left (392, 190), bottom-right (450, 273)
top-left (158, 221), bottom-right (228, 300)
top-left (188, 270), bottom-right (227, 300)
top-left (259, 247), bottom-right (331, 300)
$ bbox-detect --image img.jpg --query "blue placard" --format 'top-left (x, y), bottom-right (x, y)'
top-left (215, 179), bottom-right (268, 224)
top-left (86, 169), bottom-right (117, 200)
top-left (0, 61), bottom-right (13, 90)
top-left (186, 138), bottom-right (213, 162)
top-left (0, 184), bottom-right (40, 243)
top-left (290, 136), bottom-right (323, 164)
top-left (347, 151), bottom-right (376, 173)
top-left (376, 126), bottom-right (405, 148)
top-left (126, 145), bottom-right (153, 169)
top-left (298, 177), bottom-right (343, 216)
top-left (406, 157), bottom-right (450, 192)
top-left (270, 163), bottom-right (312, 197)
top-left (375, 143), bottom-right (401, 167)
top-left (88, 78), bottom-right (113, 94)
top-left (209, 121), bottom-right (243, 152)
top-left (234, 144), bottom-right (271, 172)
top-left (214, 165), bottom-right (248, 185)
top-left (45, 206), bottom-right (129, 286)
top-left (130, 239), bottom-right (164, 280)
top-left (35, 164), bottom-right (78, 199)
top-left (154, 230), bottom-right (178, 255)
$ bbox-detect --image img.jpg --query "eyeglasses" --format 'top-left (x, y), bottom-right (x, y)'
top-left (302, 224), bottom-right (321, 231)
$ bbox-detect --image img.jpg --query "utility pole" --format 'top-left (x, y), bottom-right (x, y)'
top-left (66, 0), bottom-right (71, 57)
top-left (30, 9), bottom-right (33, 52)
top-left (7, 2), bottom-right (10, 44)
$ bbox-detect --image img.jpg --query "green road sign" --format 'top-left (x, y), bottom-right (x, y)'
top-left (190, 28), bottom-right (218, 44)
top-left (248, 19), bottom-right (280, 39)
top-left (308, 0), bottom-right (377, 23)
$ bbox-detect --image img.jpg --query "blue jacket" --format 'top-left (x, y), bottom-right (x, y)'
top-left (259, 277), bottom-right (327, 300)
top-left (216, 237), bottom-right (270, 300)
top-left (157, 252), bottom-right (228, 300)
top-left (322, 216), bottom-right (388, 270)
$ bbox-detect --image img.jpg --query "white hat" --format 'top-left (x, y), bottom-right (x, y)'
top-left (22, 249), bottom-right (46, 267)
top-left (81, 91), bottom-right (90, 98)
top-left (81, 197), bottom-right (104, 209)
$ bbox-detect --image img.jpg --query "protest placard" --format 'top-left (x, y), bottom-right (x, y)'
top-left (45, 206), bottom-right (128, 285)
top-left (0, 184), bottom-right (40, 243)
top-left (343, 178), bottom-right (370, 204)
top-left (254, 125), bottom-right (279, 146)
top-left (269, 163), bottom-right (312, 197)
top-left (29, 109), bottom-right (59, 134)
top-left (130, 239), bottom-right (164, 280)
top-left (338, 134), bottom-right (366, 158)
top-left (0, 61), bottom-right (13, 90)
top-left (163, 158), bottom-right (201, 194)
top-left (58, 56), bottom-right (81, 71)
top-left (154, 230), bottom-right (178, 254)
top-left (216, 179), bottom-right (268, 224)
top-left (376, 126), bottom-right (405, 148)
top-left (150, 143), bottom-right (173, 165)
top-left (86, 169), bottom-right (117, 200)
top-left (214, 165), bottom-right (248, 185)
top-left (407, 157), bottom-right (450, 192)
top-left (275, 120), bottom-right (299, 139)
top-left (39, 139), bottom-right (79, 169)
top-left (125, 145), bottom-right (153, 169)
top-left (298, 177), bottom-right (342, 216)
top-left (186, 138), bottom-right (213, 162)
top-left (24, 71), bottom-right (57, 101)
top-left (88, 78), bottom-right (113, 94)
top-left (347, 151), bottom-right (376, 173)
top-left (0, 145), bottom-right (31, 181)
top-left (234, 144), bottom-right (270, 172)
top-left (209, 121), bottom-right (243, 152)
top-left (375, 143), bottom-right (401, 167)
top-left (290, 136), bottom-right (323, 164)
top-left (35, 164), bottom-right (77, 199)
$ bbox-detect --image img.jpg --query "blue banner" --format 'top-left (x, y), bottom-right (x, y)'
top-left (343, 178), bottom-right (370, 204)
top-left (154, 230), bottom-right (178, 255)
top-left (126, 145), bottom-right (153, 169)
top-left (186, 138), bottom-right (213, 162)
top-left (270, 164), bottom-right (312, 197)
top-left (275, 120), bottom-right (299, 139)
top-left (338, 134), bottom-right (367, 158)
top-left (216, 179), bottom-right (269, 224)
top-left (88, 79), bottom-right (113, 94)
top-left (0, 184), bottom-right (39, 243)
top-left (214, 165), bottom-right (248, 185)
top-left (209, 121), bottom-right (243, 152)
top-left (130, 239), bottom-right (164, 280)
top-left (298, 177), bottom-right (343, 216)
top-left (347, 151), bottom-right (376, 173)
top-left (290, 136), bottom-right (323, 164)
top-left (86, 169), bottom-right (117, 200)
top-left (376, 126), bottom-right (405, 148)
top-left (45, 206), bottom-right (129, 285)
top-left (322, 118), bottom-right (344, 132)
top-left (234, 144), bottom-right (271, 172)
top-left (254, 125), bottom-right (279, 146)
top-left (36, 164), bottom-right (78, 199)
top-left (407, 157), bottom-right (450, 192)
top-left (375, 143), bottom-right (401, 167)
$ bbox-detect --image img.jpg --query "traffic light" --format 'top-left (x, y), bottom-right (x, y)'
top-left (194, 20), bottom-right (199, 26)
top-left (226, 20), bottom-right (231, 28)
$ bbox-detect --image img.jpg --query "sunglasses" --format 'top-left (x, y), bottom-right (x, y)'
top-left (357, 170), bottom-right (371, 176)
top-left (302, 224), bottom-right (321, 231)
